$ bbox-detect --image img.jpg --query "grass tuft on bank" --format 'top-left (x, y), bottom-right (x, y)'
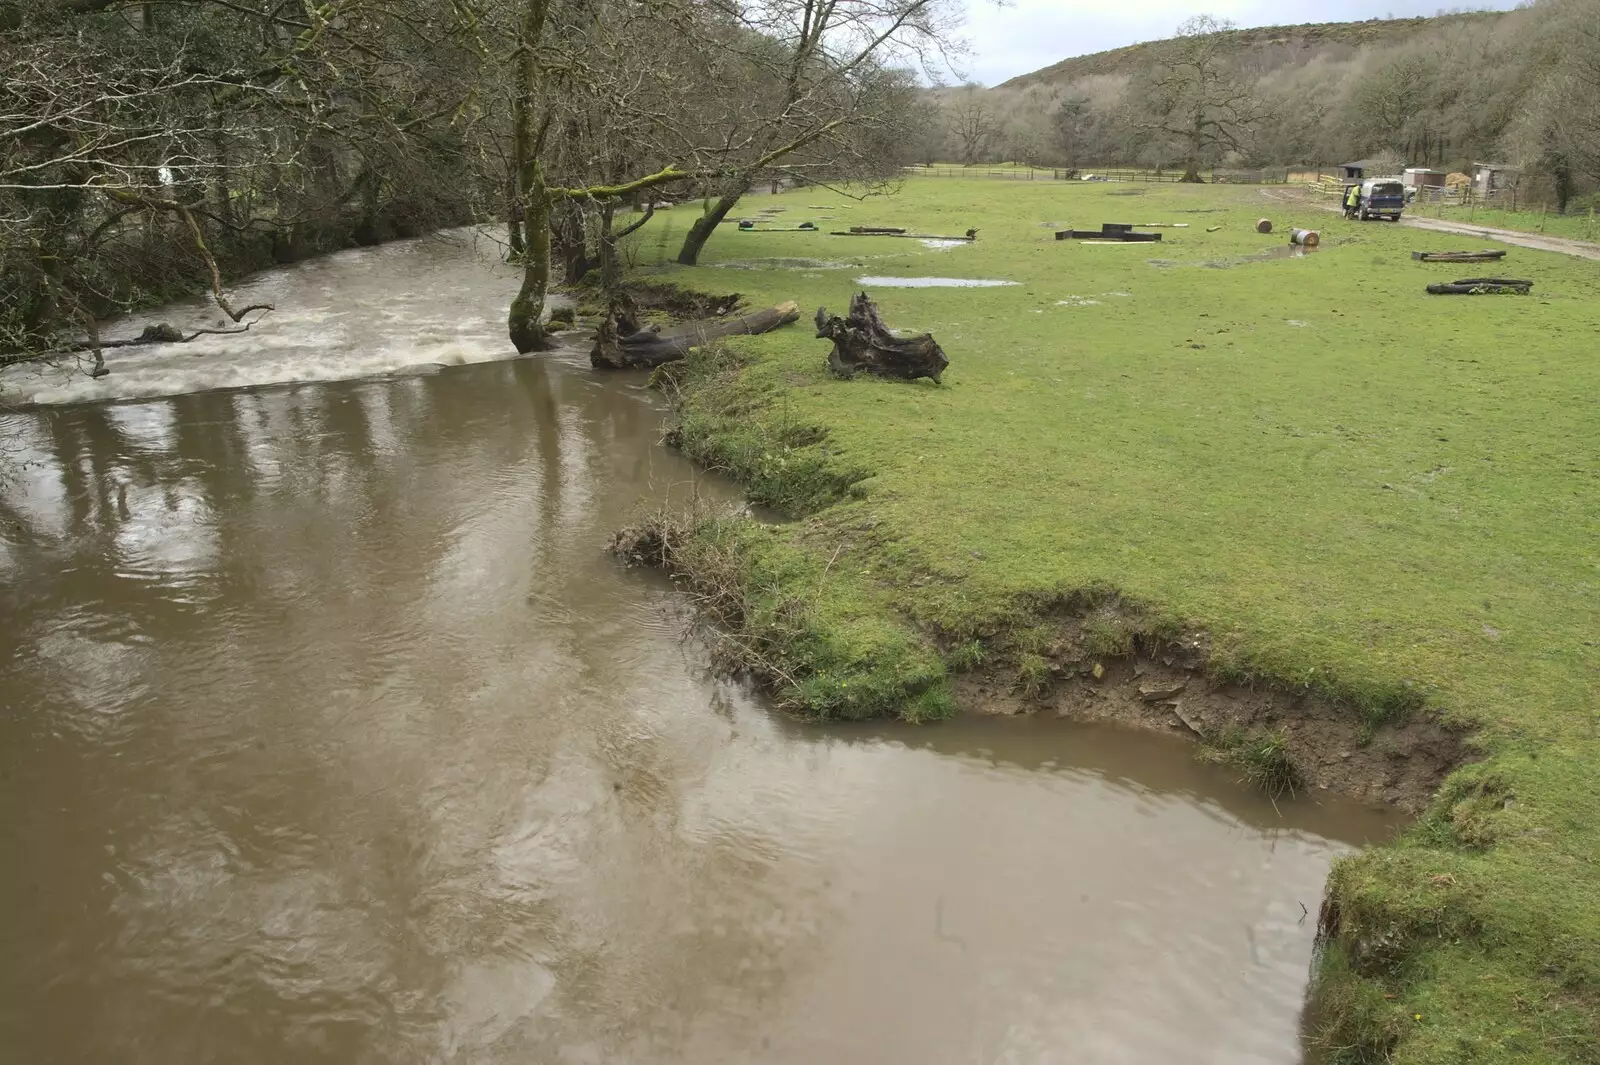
top-left (620, 176), bottom-right (1599, 1063)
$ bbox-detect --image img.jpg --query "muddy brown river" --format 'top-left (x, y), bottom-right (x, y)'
top-left (1, 232), bottom-right (1400, 1064)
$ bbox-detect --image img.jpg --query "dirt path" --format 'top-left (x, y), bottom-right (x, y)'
top-left (1398, 214), bottom-right (1600, 261)
top-left (1256, 186), bottom-right (1600, 261)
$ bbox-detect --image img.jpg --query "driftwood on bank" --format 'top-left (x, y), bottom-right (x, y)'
top-left (814, 291), bottom-right (948, 383)
top-left (590, 301), bottom-right (801, 369)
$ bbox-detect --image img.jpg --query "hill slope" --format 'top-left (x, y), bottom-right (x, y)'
top-left (998, 12), bottom-right (1511, 90)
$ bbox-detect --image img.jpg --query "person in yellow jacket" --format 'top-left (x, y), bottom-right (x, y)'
top-left (1344, 183), bottom-right (1362, 219)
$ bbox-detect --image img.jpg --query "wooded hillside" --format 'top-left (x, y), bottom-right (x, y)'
top-left (998, 13), bottom-right (1509, 91)
top-left (923, 3), bottom-right (1599, 210)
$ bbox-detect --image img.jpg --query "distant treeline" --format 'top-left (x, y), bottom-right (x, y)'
top-left (921, 3), bottom-right (1600, 209)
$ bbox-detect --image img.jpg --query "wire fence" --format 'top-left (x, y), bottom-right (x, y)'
top-left (901, 165), bottom-right (1599, 239)
top-left (905, 165), bottom-right (1305, 184)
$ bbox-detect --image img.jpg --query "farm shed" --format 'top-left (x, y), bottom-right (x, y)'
top-left (1473, 163), bottom-right (1519, 198)
top-left (1340, 158), bottom-right (1389, 182)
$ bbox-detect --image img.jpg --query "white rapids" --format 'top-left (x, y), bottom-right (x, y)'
top-left (2, 228), bottom-right (574, 407)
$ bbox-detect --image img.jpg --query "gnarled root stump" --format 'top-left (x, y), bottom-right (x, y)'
top-left (590, 301), bottom-right (800, 369)
top-left (814, 292), bottom-right (948, 383)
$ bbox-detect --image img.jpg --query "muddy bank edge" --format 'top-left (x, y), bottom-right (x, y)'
top-left (615, 339), bottom-right (1600, 1065)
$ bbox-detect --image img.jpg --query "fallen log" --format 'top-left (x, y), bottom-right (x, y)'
top-left (590, 301), bottom-right (800, 369)
top-left (849, 226), bottom-right (906, 235)
top-left (815, 291), bottom-right (948, 383)
top-left (1412, 249), bottom-right (1507, 262)
top-left (737, 221), bottom-right (817, 231)
top-left (1426, 277), bottom-right (1532, 295)
top-left (831, 230), bottom-right (977, 241)
top-left (54, 316), bottom-right (269, 378)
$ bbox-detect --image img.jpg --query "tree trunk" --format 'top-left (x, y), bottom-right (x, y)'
top-left (1180, 165), bottom-right (1204, 183)
top-left (590, 301), bottom-right (800, 369)
top-left (677, 186), bottom-right (744, 266)
top-left (508, 185), bottom-right (552, 353)
top-left (507, 216), bottom-right (525, 262)
top-left (552, 201), bottom-right (593, 283)
top-left (1551, 153), bottom-right (1573, 213)
top-left (814, 292), bottom-right (948, 383)
top-left (505, 168), bottom-right (524, 262)
top-left (507, 0), bottom-right (554, 354)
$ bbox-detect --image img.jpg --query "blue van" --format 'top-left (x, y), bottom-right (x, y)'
top-left (1355, 177), bottom-right (1406, 221)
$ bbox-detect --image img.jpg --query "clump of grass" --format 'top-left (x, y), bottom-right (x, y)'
top-left (1305, 939), bottom-right (1406, 1064)
top-left (663, 341), bottom-right (869, 514)
top-left (946, 639), bottom-right (986, 671)
top-left (1016, 652), bottom-right (1052, 697)
top-left (905, 682), bottom-right (957, 723)
top-left (1081, 616), bottom-right (1133, 658)
top-left (1202, 726), bottom-right (1302, 799)
top-left (1411, 766), bottom-right (1513, 851)
top-left (612, 508), bottom-right (950, 722)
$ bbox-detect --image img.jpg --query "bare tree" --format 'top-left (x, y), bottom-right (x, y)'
top-left (946, 85), bottom-right (996, 164)
top-left (2, 0), bottom-right (502, 369)
top-left (670, 0), bottom-right (963, 266)
top-left (1540, 0), bottom-right (1600, 187)
top-left (1133, 15), bottom-right (1267, 181)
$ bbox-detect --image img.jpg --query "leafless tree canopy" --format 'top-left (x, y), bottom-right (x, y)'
top-left (2, 0), bottom-right (502, 365)
top-left (3, 0), bottom-right (958, 364)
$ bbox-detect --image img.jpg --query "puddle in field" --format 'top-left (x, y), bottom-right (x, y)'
top-left (855, 276), bottom-right (1018, 288)
top-left (920, 239), bottom-right (969, 249)
top-left (1148, 246), bottom-right (1317, 270)
top-left (1057, 296), bottom-right (1102, 307)
top-left (1200, 245), bottom-right (1315, 268)
top-left (714, 257), bottom-right (858, 271)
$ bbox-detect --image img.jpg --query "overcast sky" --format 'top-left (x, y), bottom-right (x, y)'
top-left (956, 0), bottom-right (1525, 86)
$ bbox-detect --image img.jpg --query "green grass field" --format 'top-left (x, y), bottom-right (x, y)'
top-left (621, 177), bottom-right (1600, 1063)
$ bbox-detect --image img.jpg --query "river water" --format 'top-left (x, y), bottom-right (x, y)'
top-left (0, 232), bottom-right (1399, 1064)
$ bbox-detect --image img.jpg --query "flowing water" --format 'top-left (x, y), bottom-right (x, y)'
top-left (1, 233), bottom-right (1400, 1065)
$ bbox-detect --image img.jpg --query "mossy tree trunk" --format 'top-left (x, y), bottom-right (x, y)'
top-left (676, 184), bottom-right (744, 266)
top-left (507, 180), bottom-right (552, 353)
top-left (552, 200), bottom-right (594, 284)
top-left (504, 166), bottom-right (524, 263)
top-left (507, 0), bottom-right (555, 354)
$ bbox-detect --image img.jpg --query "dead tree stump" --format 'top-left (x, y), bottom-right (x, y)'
top-left (814, 292), bottom-right (949, 383)
top-left (590, 301), bottom-right (800, 369)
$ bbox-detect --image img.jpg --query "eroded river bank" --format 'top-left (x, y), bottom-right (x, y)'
top-left (2, 232), bottom-right (1401, 1064)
